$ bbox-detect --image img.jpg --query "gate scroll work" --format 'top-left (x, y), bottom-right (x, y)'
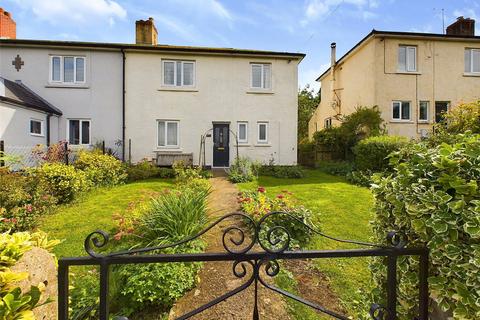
top-left (58, 212), bottom-right (429, 320)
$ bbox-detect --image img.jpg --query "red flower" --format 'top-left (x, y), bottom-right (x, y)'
top-left (258, 187), bottom-right (266, 193)
top-left (276, 194), bottom-right (284, 199)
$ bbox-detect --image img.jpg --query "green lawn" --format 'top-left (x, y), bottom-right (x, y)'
top-left (39, 178), bottom-right (174, 258)
top-left (238, 169), bottom-right (374, 316)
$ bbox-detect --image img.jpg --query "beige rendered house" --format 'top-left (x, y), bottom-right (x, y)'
top-left (308, 17), bottom-right (480, 139)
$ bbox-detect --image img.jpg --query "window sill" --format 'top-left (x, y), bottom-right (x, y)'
top-left (235, 144), bottom-right (251, 147)
top-left (246, 90), bottom-right (274, 95)
top-left (30, 134), bottom-right (44, 137)
top-left (395, 71), bottom-right (421, 75)
top-left (463, 72), bottom-right (480, 77)
top-left (389, 120), bottom-right (414, 124)
top-left (158, 87), bottom-right (198, 92)
top-left (154, 148), bottom-right (183, 152)
top-left (254, 143), bottom-right (271, 147)
top-left (418, 120), bottom-right (430, 124)
top-left (46, 84), bottom-right (89, 89)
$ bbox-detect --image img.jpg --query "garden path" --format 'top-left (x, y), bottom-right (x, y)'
top-left (169, 176), bottom-right (292, 320)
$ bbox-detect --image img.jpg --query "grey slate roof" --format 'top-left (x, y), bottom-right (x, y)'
top-left (0, 77), bottom-right (62, 115)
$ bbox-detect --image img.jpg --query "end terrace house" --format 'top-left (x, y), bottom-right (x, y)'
top-left (0, 10), bottom-right (304, 167)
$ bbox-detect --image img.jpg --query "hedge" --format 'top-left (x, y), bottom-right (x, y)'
top-left (370, 134), bottom-right (480, 319)
top-left (353, 135), bottom-right (408, 172)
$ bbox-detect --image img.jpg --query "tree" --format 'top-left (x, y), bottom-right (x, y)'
top-left (297, 85), bottom-right (320, 143)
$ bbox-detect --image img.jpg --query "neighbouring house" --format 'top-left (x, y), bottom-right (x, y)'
top-left (308, 17), bottom-right (480, 139)
top-left (0, 9), bottom-right (304, 167)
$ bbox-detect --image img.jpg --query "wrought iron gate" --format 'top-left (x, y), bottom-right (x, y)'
top-left (58, 212), bottom-right (429, 320)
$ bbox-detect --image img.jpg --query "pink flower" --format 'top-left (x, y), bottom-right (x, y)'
top-left (258, 187), bottom-right (266, 193)
top-left (25, 204), bottom-right (33, 212)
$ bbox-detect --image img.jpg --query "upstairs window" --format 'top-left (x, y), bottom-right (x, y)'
top-left (157, 120), bottom-right (179, 147)
top-left (398, 46), bottom-right (416, 72)
top-left (30, 119), bottom-right (44, 136)
top-left (251, 63), bottom-right (271, 89)
top-left (237, 122), bottom-right (248, 143)
top-left (324, 117), bottom-right (332, 129)
top-left (163, 60), bottom-right (195, 87)
top-left (68, 119), bottom-right (90, 145)
top-left (50, 56), bottom-right (85, 84)
top-left (465, 48), bottom-right (480, 73)
top-left (392, 101), bottom-right (411, 121)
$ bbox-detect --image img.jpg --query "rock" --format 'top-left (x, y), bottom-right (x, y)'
top-left (11, 247), bottom-right (57, 320)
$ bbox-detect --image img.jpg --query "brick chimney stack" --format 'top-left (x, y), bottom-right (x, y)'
top-left (135, 17), bottom-right (158, 45)
top-left (0, 8), bottom-right (16, 39)
top-left (446, 16), bottom-right (475, 36)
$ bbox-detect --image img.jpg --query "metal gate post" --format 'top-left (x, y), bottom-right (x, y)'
top-left (419, 248), bottom-right (429, 320)
top-left (99, 260), bottom-right (110, 320)
top-left (386, 253), bottom-right (397, 320)
top-left (58, 261), bottom-right (69, 320)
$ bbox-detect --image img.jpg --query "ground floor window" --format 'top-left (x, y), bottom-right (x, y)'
top-left (158, 120), bottom-right (179, 147)
top-left (435, 101), bottom-right (450, 123)
top-left (324, 117), bottom-right (332, 128)
top-left (30, 119), bottom-right (44, 136)
top-left (392, 101), bottom-right (411, 120)
top-left (257, 122), bottom-right (268, 143)
top-left (419, 101), bottom-right (429, 122)
top-left (237, 122), bottom-right (248, 143)
top-left (68, 119), bottom-right (90, 145)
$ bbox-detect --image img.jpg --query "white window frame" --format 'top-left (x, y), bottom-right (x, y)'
top-left (157, 120), bottom-right (180, 148)
top-left (418, 101), bottom-right (430, 122)
top-left (398, 46), bottom-right (417, 72)
top-left (162, 60), bottom-right (196, 87)
top-left (29, 119), bottom-right (44, 137)
top-left (237, 122), bottom-right (248, 144)
top-left (257, 122), bottom-right (269, 144)
top-left (67, 119), bottom-right (91, 145)
top-left (250, 63), bottom-right (272, 89)
top-left (324, 117), bottom-right (332, 129)
top-left (465, 48), bottom-right (480, 74)
top-left (392, 101), bottom-right (411, 121)
top-left (49, 56), bottom-right (86, 84)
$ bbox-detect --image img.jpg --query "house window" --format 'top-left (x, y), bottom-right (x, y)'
top-left (30, 119), bottom-right (44, 136)
top-left (157, 120), bottom-right (179, 147)
top-left (68, 119), bottom-right (90, 145)
top-left (237, 122), bottom-right (248, 143)
top-left (257, 122), bottom-right (268, 143)
top-left (324, 117), bottom-right (332, 128)
top-left (392, 101), bottom-right (411, 121)
top-left (465, 48), bottom-right (480, 73)
top-left (398, 46), bottom-right (417, 72)
top-left (50, 56), bottom-right (86, 84)
top-left (251, 63), bottom-right (271, 89)
top-left (419, 101), bottom-right (429, 122)
top-left (163, 60), bottom-right (195, 87)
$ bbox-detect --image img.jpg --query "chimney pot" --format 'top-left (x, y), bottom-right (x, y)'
top-left (446, 16), bottom-right (475, 36)
top-left (0, 7), bottom-right (16, 39)
top-left (135, 17), bottom-right (158, 45)
top-left (330, 42), bottom-right (337, 67)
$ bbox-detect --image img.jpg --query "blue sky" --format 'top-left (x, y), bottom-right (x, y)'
top-left (3, 0), bottom-right (479, 91)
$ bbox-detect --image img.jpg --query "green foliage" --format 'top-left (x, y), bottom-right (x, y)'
top-left (226, 157), bottom-right (261, 183)
top-left (74, 151), bottom-right (127, 187)
top-left (0, 169), bottom-right (56, 232)
top-left (238, 188), bottom-right (315, 248)
top-left (313, 106), bottom-right (384, 159)
top-left (126, 161), bottom-right (175, 182)
top-left (369, 134), bottom-right (480, 319)
top-left (29, 163), bottom-right (89, 204)
top-left (258, 166), bottom-right (304, 179)
top-left (298, 85), bottom-right (320, 143)
top-left (345, 170), bottom-right (374, 187)
top-left (353, 135), bottom-right (409, 172)
top-left (138, 188), bottom-right (210, 245)
top-left (315, 160), bottom-right (353, 176)
top-left (436, 100), bottom-right (480, 134)
top-left (0, 231), bottom-right (58, 320)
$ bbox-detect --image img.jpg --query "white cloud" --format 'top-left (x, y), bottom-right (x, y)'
top-left (453, 8), bottom-right (478, 21)
top-left (151, 13), bottom-right (199, 43)
top-left (9, 0), bottom-right (127, 26)
top-left (299, 62), bottom-right (331, 92)
top-left (409, 25), bottom-right (433, 34)
top-left (303, 0), bottom-right (379, 24)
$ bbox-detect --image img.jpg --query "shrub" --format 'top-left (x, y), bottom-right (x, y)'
top-left (226, 157), bottom-right (261, 183)
top-left (436, 100), bottom-right (480, 134)
top-left (0, 231), bottom-right (59, 320)
top-left (258, 165), bottom-right (304, 179)
top-left (0, 169), bottom-right (56, 232)
top-left (74, 151), bottom-right (127, 187)
top-left (353, 135), bottom-right (409, 172)
top-left (238, 188), bottom-right (315, 248)
top-left (345, 170), bottom-right (375, 187)
top-left (31, 141), bottom-right (67, 164)
top-left (126, 161), bottom-right (175, 182)
top-left (29, 163), bottom-right (89, 204)
top-left (313, 106), bottom-right (384, 160)
top-left (369, 134), bottom-right (480, 319)
top-left (315, 160), bottom-right (353, 176)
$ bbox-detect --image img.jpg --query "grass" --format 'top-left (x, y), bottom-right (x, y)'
top-left (39, 178), bottom-right (174, 258)
top-left (238, 169), bottom-right (374, 316)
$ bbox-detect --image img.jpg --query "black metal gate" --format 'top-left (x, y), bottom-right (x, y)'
top-left (58, 212), bottom-right (429, 320)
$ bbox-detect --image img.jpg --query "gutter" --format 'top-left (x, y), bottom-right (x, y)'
top-left (46, 114), bottom-right (50, 146)
top-left (121, 49), bottom-right (126, 162)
